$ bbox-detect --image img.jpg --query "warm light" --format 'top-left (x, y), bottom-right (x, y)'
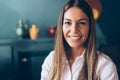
top-left (85, 0), bottom-right (102, 21)
top-left (92, 8), bottom-right (99, 20)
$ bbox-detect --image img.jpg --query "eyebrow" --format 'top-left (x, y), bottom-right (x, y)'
top-left (64, 18), bottom-right (88, 21)
top-left (64, 18), bottom-right (71, 21)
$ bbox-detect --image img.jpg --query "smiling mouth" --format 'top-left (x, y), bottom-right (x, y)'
top-left (69, 36), bottom-right (81, 41)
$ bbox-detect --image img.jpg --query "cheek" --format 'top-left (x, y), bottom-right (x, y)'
top-left (85, 31), bottom-right (89, 39)
top-left (62, 27), bottom-right (66, 40)
top-left (82, 29), bottom-right (89, 39)
top-left (62, 26), bottom-right (68, 37)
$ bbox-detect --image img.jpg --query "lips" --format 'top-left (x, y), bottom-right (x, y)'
top-left (68, 36), bottom-right (81, 41)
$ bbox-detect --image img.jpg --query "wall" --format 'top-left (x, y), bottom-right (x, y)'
top-left (0, 0), bottom-right (120, 46)
top-left (98, 0), bottom-right (120, 45)
top-left (0, 0), bottom-right (66, 38)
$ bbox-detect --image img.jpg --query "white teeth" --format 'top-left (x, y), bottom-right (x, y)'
top-left (69, 36), bottom-right (80, 40)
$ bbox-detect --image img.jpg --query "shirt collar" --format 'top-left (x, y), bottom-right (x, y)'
top-left (64, 49), bottom-right (86, 64)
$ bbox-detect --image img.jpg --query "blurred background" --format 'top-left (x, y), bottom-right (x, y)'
top-left (0, 0), bottom-right (120, 80)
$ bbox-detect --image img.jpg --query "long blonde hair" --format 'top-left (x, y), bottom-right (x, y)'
top-left (49, 0), bottom-right (98, 80)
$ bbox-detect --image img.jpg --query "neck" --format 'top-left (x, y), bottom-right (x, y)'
top-left (66, 46), bottom-right (85, 68)
top-left (67, 46), bottom-right (85, 62)
top-left (71, 47), bottom-right (85, 60)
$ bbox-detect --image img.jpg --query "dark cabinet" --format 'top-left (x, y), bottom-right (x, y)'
top-left (0, 38), bottom-right (54, 80)
top-left (0, 46), bottom-right (13, 80)
top-left (17, 51), bottom-right (50, 80)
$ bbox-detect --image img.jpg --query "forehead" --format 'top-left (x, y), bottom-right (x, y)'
top-left (64, 7), bottom-right (88, 20)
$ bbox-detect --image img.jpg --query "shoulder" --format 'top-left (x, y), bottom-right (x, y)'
top-left (97, 51), bottom-right (119, 80)
top-left (41, 50), bottom-right (55, 79)
top-left (97, 51), bottom-right (114, 65)
top-left (45, 50), bottom-right (55, 61)
top-left (42, 50), bottom-right (55, 68)
top-left (97, 51), bottom-right (116, 73)
top-left (97, 51), bottom-right (117, 71)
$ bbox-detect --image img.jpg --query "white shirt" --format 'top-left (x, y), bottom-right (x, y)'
top-left (41, 50), bottom-right (119, 80)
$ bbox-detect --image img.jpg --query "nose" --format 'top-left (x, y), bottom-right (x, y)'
top-left (70, 23), bottom-right (78, 33)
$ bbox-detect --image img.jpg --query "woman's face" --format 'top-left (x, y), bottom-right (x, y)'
top-left (63, 7), bottom-right (89, 49)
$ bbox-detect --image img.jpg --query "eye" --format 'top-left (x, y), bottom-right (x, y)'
top-left (64, 21), bottom-right (71, 26)
top-left (79, 22), bottom-right (87, 25)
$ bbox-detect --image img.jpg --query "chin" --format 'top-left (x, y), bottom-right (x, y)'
top-left (68, 43), bottom-right (82, 48)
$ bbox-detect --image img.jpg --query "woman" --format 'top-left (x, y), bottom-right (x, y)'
top-left (41, 0), bottom-right (118, 80)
